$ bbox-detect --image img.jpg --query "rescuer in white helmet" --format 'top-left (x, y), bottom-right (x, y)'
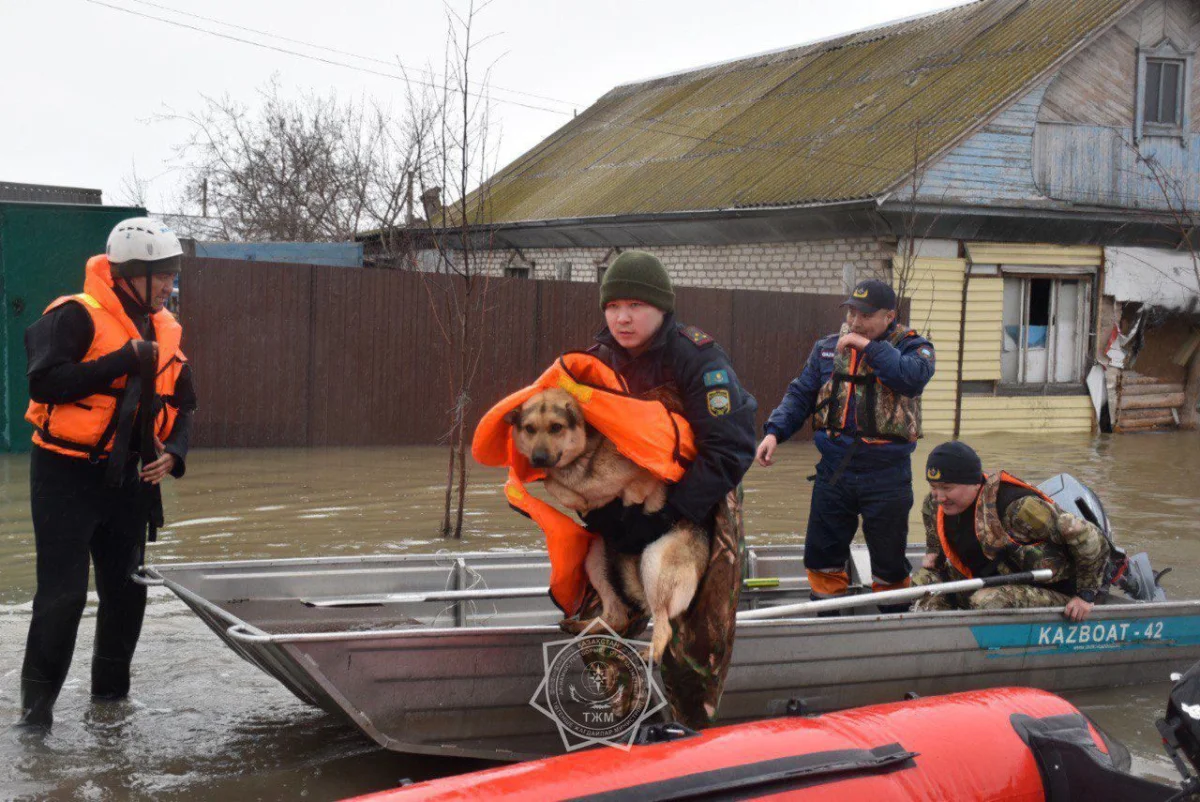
top-left (16, 217), bottom-right (197, 731)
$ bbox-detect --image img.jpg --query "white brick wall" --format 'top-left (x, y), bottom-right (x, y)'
top-left (442, 237), bottom-right (898, 294)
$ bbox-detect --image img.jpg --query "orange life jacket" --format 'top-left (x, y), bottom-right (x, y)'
top-left (472, 352), bottom-right (696, 615)
top-left (936, 471), bottom-right (1051, 579)
top-left (25, 255), bottom-right (186, 460)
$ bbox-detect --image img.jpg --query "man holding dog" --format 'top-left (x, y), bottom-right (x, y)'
top-left (756, 279), bottom-right (934, 611)
top-left (914, 441), bottom-right (1111, 622)
top-left (581, 250), bottom-right (757, 729)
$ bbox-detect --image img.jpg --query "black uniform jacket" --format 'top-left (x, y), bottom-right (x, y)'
top-left (590, 314), bottom-right (757, 524)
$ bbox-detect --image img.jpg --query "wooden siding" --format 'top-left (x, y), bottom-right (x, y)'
top-left (958, 395), bottom-right (1095, 435)
top-left (961, 277), bottom-right (1004, 382)
top-left (906, 257), bottom-right (966, 434)
top-left (920, 0), bottom-right (1200, 212)
top-left (918, 81), bottom-right (1050, 206)
top-left (965, 243), bottom-right (1103, 267)
top-left (1033, 124), bottom-right (1200, 209)
top-left (904, 256), bottom-right (1094, 437)
top-left (1037, 0), bottom-right (1200, 126)
top-left (1039, 10), bottom-right (1140, 126)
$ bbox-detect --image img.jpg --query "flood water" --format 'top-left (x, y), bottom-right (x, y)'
top-left (2, 432), bottom-right (1199, 800)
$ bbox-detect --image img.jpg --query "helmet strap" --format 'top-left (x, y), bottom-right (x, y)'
top-left (114, 275), bottom-right (154, 315)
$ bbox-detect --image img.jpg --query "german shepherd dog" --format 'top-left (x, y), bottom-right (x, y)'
top-left (507, 388), bottom-right (709, 663)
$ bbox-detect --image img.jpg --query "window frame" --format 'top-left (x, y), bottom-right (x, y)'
top-left (1136, 40), bottom-right (1194, 142)
top-left (998, 272), bottom-right (1095, 393)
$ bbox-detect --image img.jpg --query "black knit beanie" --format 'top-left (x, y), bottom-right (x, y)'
top-left (600, 251), bottom-right (675, 313)
top-left (925, 441), bottom-right (984, 485)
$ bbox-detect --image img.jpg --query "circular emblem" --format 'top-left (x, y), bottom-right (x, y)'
top-left (545, 634), bottom-right (650, 741)
top-left (927, 467), bottom-right (942, 480)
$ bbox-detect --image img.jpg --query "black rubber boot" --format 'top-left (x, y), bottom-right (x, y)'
top-left (15, 677), bottom-right (56, 731)
top-left (811, 594), bottom-right (842, 618)
top-left (91, 656), bottom-right (132, 701)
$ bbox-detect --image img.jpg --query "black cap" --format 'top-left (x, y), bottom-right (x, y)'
top-left (925, 441), bottom-right (984, 485)
top-left (841, 279), bottom-right (896, 313)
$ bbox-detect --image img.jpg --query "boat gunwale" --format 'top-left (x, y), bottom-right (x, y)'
top-left (147, 562), bottom-right (1200, 646)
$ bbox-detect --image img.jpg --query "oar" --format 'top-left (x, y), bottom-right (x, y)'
top-left (736, 569), bottom-right (1054, 621)
top-left (303, 576), bottom-right (800, 608)
top-left (303, 586), bottom-right (548, 608)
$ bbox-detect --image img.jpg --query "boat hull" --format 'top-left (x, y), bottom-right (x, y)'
top-left (149, 548), bottom-right (1200, 761)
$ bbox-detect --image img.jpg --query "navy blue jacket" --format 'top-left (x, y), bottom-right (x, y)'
top-left (591, 314), bottom-right (757, 524)
top-left (763, 324), bottom-right (935, 471)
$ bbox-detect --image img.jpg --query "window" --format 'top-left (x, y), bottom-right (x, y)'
top-left (556, 261), bottom-right (572, 281)
top-left (504, 265), bottom-right (530, 279)
top-left (1001, 277), bottom-right (1091, 386)
top-left (1136, 42), bottom-right (1193, 139)
top-left (1144, 58), bottom-right (1185, 125)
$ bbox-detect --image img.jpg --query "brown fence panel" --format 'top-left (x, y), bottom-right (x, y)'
top-left (181, 259), bottom-right (850, 447)
top-left (728, 290), bottom-right (846, 434)
top-left (180, 258), bottom-right (314, 447)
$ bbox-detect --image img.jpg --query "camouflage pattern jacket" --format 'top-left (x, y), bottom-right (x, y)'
top-left (922, 471), bottom-right (1111, 594)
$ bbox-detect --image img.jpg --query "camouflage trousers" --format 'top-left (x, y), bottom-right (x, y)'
top-left (573, 489), bottom-right (744, 730)
top-left (911, 567), bottom-right (1073, 612)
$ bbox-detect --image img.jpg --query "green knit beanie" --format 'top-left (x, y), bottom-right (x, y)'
top-left (599, 250), bottom-right (675, 312)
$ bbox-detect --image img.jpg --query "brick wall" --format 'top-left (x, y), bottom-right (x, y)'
top-left (460, 236), bottom-right (898, 294)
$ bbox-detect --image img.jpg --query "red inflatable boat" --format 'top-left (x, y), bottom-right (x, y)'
top-left (345, 686), bottom-right (1191, 801)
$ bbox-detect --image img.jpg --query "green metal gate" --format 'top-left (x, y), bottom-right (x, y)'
top-left (0, 202), bottom-right (144, 452)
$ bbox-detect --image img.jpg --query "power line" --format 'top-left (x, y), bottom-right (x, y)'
top-left (82, 0), bottom-right (896, 178)
top-left (82, 0), bottom-right (574, 116)
top-left (81, 0), bottom-right (980, 190)
top-left (123, 0), bottom-right (585, 111)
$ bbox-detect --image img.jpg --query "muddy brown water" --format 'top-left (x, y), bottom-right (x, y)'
top-left (2, 433), bottom-right (1199, 800)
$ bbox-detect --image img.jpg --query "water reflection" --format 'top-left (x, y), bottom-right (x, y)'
top-left (1, 432), bottom-right (1198, 799)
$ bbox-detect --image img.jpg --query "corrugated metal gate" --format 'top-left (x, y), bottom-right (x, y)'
top-left (180, 258), bottom-right (846, 448)
top-left (1, 202), bottom-right (144, 452)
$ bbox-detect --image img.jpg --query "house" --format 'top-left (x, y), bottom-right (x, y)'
top-left (366, 0), bottom-right (1200, 436)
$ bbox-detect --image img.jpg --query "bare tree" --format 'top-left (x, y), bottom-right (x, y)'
top-left (414, 0), bottom-right (503, 539)
top-left (170, 77), bottom-right (433, 245)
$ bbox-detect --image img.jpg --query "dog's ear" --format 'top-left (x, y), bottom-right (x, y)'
top-left (504, 407), bottom-right (522, 427)
top-left (562, 401), bottom-right (582, 430)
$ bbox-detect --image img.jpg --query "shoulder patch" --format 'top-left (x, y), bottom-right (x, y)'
top-left (706, 388), bottom-right (732, 416)
top-left (679, 325), bottom-right (714, 349)
top-left (702, 369), bottom-right (729, 387)
top-left (918, 346), bottom-right (934, 361)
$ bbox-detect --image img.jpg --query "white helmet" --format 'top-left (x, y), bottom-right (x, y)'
top-left (106, 217), bottom-right (183, 267)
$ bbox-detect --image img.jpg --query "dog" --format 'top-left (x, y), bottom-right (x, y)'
top-left (507, 387), bottom-right (709, 664)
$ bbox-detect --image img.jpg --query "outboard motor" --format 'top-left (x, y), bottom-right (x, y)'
top-left (1038, 473), bottom-right (1168, 602)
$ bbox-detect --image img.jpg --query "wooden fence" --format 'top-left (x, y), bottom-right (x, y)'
top-left (179, 258), bottom-right (846, 447)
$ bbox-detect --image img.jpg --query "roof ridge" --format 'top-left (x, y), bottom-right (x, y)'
top-left (613, 0), bottom-right (987, 91)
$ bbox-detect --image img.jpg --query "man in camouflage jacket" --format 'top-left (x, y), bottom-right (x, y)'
top-left (913, 441), bottom-right (1110, 622)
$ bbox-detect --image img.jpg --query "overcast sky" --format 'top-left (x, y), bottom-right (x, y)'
top-left (1, 0), bottom-right (961, 213)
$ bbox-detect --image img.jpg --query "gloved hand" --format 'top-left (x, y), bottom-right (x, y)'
top-left (607, 505), bottom-right (681, 555)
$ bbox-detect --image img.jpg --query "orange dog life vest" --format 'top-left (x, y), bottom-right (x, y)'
top-left (472, 352), bottom-right (696, 615)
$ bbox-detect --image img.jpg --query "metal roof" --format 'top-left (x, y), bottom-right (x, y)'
top-left (0, 181), bottom-right (102, 205)
top-left (471, 0), bottom-right (1137, 225)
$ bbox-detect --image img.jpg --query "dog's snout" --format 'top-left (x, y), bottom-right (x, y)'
top-left (530, 448), bottom-right (555, 468)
